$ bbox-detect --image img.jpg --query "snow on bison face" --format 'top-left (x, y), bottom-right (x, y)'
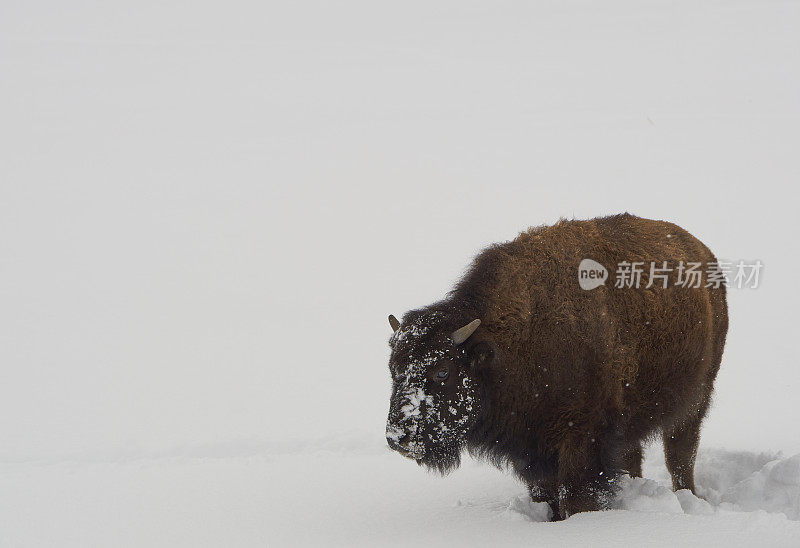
top-left (385, 312), bottom-right (487, 474)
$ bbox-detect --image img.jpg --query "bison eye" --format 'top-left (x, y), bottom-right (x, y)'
top-left (436, 368), bottom-right (449, 380)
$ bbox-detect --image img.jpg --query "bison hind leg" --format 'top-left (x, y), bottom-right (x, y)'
top-left (599, 426), bottom-right (642, 478)
top-left (663, 409), bottom-right (706, 493)
top-left (556, 471), bottom-right (620, 519)
top-left (620, 442), bottom-right (643, 478)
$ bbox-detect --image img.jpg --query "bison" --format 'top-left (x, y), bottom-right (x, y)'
top-left (385, 213), bottom-right (728, 520)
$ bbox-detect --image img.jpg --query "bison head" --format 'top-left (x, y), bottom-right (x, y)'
top-left (385, 311), bottom-right (491, 474)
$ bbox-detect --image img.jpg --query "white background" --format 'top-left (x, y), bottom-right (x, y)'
top-left (2, 1), bottom-right (799, 545)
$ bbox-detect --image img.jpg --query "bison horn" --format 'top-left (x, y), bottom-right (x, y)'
top-left (388, 314), bottom-right (400, 332)
top-left (451, 319), bottom-right (481, 345)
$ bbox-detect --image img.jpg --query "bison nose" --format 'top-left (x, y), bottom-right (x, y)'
top-left (386, 423), bottom-right (414, 454)
top-left (386, 432), bottom-right (411, 451)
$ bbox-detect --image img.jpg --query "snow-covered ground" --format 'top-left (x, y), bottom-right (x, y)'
top-left (2, 436), bottom-right (799, 546)
top-left (2, 0), bottom-right (800, 546)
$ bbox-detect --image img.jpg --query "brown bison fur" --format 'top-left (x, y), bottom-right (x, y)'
top-left (385, 213), bottom-right (728, 520)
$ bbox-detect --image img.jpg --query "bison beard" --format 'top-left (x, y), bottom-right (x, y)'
top-left (384, 214), bottom-right (728, 521)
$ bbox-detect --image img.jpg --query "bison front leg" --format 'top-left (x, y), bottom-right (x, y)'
top-left (528, 480), bottom-right (562, 521)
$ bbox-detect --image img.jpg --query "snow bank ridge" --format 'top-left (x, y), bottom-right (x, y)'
top-left (618, 451), bottom-right (800, 520)
top-left (510, 451), bottom-right (800, 522)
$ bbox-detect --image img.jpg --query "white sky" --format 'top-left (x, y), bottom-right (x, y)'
top-left (1, 0), bottom-right (799, 461)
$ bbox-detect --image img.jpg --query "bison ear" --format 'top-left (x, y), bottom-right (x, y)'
top-left (468, 342), bottom-right (493, 370)
top-left (388, 314), bottom-right (400, 332)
